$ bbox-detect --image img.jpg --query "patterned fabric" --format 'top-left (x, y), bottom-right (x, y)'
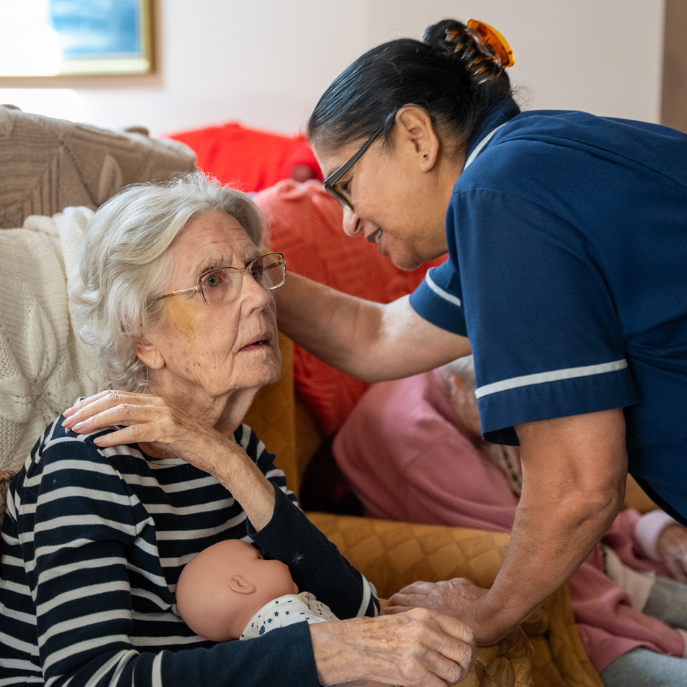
top-left (0, 208), bottom-right (106, 473)
top-left (241, 592), bottom-right (338, 639)
top-left (0, 105), bottom-right (195, 230)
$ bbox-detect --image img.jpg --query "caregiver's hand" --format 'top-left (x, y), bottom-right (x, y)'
top-left (62, 390), bottom-right (276, 529)
top-left (656, 524), bottom-right (687, 583)
top-left (309, 608), bottom-right (476, 686)
top-left (386, 579), bottom-right (500, 646)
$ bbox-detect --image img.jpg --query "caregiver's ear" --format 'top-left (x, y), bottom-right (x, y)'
top-left (228, 575), bottom-right (256, 595)
top-left (135, 339), bottom-right (165, 370)
top-left (394, 105), bottom-right (440, 166)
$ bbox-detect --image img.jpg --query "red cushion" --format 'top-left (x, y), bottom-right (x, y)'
top-left (167, 123), bottom-right (322, 193)
top-left (255, 180), bottom-right (444, 435)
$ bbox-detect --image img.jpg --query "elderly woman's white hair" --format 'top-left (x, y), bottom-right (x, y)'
top-left (74, 172), bottom-right (265, 391)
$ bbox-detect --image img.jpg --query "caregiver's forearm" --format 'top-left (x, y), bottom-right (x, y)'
top-left (275, 272), bottom-right (470, 382)
top-left (478, 409), bottom-right (627, 636)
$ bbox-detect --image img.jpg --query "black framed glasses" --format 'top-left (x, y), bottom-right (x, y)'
top-left (156, 252), bottom-right (286, 306)
top-left (323, 122), bottom-right (387, 212)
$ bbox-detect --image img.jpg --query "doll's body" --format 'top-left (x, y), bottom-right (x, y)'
top-left (240, 591), bottom-right (339, 639)
top-left (176, 539), bottom-right (388, 687)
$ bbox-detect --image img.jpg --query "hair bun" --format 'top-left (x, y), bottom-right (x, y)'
top-left (423, 18), bottom-right (505, 87)
top-left (422, 19), bottom-right (468, 56)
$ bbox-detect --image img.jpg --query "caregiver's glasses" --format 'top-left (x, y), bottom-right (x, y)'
top-left (156, 252), bottom-right (286, 306)
top-left (324, 122), bottom-right (387, 212)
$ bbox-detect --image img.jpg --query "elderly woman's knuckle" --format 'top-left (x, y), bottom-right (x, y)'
top-left (448, 662), bottom-right (464, 683)
top-left (408, 621), bottom-right (427, 642)
top-left (398, 656), bottom-right (419, 680)
top-left (414, 607), bottom-right (434, 623)
top-left (108, 390), bottom-right (122, 403)
top-left (464, 625), bottom-right (475, 646)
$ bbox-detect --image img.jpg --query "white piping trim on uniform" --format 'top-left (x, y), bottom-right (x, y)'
top-left (475, 359), bottom-right (628, 399)
top-left (425, 270), bottom-right (462, 307)
top-left (464, 121), bottom-right (509, 169)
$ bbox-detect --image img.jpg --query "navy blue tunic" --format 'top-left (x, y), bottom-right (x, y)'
top-left (410, 98), bottom-right (687, 524)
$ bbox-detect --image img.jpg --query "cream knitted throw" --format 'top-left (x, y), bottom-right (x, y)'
top-left (0, 207), bottom-right (105, 472)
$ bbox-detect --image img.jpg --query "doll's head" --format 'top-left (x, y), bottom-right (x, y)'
top-left (176, 539), bottom-right (298, 641)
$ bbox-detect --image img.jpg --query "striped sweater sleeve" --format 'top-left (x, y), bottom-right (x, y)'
top-left (242, 425), bottom-right (379, 620)
top-left (7, 433), bottom-right (321, 687)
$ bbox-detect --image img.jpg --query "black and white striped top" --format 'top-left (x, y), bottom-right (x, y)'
top-left (0, 417), bottom-right (378, 687)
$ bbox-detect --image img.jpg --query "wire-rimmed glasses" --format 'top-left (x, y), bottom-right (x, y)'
top-left (156, 252), bottom-right (286, 306)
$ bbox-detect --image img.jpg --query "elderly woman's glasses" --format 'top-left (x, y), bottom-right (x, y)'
top-left (156, 252), bottom-right (286, 306)
top-left (323, 123), bottom-right (386, 212)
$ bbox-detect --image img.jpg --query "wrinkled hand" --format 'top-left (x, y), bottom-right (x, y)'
top-left (657, 524), bottom-right (687, 583)
top-left (386, 579), bottom-right (506, 646)
top-left (62, 390), bottom-right (235, 476)
top-left (310, 608), bottom-right (475, 687)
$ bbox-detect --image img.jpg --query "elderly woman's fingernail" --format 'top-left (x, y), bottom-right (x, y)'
top-left (72, 421), bottom-right (87, 431)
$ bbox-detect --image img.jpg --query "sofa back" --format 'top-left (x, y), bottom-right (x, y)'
top-left (0, 105), bottom-right (195, 229)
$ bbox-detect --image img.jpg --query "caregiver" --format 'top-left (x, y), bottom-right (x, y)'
top-left (274, 18), bottom-right (687, 644)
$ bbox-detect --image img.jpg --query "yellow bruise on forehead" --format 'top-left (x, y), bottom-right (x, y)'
top-left (164, 293), bottom-right (198, 340)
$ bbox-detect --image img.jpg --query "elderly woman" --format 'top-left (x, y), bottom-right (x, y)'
top-left (0, 173), bottom-right (474, 687)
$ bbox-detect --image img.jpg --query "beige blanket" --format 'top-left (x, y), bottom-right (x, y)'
top-left (0, 207), bottom-right (105, 472)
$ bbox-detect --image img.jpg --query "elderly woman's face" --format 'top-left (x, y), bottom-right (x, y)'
top-left (143, 211), bottom-right (281, 400)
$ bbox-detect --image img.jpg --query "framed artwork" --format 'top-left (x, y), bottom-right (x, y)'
top-left (0, 0), bottom-right (154, 77)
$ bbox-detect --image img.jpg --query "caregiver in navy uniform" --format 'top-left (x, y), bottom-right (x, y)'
top-left (275, 18), bottom-right (687, 645)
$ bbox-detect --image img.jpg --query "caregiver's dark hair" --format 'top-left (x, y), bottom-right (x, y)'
top-left (308, 19), bottom-right (513, 155)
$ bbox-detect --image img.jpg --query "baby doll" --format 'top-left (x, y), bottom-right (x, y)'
top-left (176, 539), bottom-right (337, 641)
top-left (176, 539), bottom-right (388, 687)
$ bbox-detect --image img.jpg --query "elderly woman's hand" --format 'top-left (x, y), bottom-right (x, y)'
top-left (309, 608), bottom-right (475, 686)
top-left (63, 390), bottom-right (276, 529)
top-left (64, 390), bottom-right (229, 468)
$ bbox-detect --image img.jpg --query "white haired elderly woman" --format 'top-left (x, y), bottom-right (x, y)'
top-left (0, 173), bottom-right (474, 687)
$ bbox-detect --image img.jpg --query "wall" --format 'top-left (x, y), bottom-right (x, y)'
top-left (661, 0), bottom-right (687, 133)
top-left (0, 0), bottom-right (665, 136)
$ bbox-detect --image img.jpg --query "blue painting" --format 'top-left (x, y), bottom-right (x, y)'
top-left (48, 0), bottom-right (142, 58)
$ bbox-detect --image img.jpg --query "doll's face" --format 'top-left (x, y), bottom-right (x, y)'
top-left (176, 539), bottom-right (298, 642)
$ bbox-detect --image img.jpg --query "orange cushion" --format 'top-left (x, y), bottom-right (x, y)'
top-left (255, 180), bottom-right (444, 435)
top-left (166, 123), bottom-right (321, 193)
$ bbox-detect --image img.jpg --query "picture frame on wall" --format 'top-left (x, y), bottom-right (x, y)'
top-left (0, 0), bottom-right (154, 77)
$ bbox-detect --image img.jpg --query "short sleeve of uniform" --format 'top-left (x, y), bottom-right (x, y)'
top-left (451, 188), bottom-right (641, 444)
top-left (409, 258), bottom-right (468, 337)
